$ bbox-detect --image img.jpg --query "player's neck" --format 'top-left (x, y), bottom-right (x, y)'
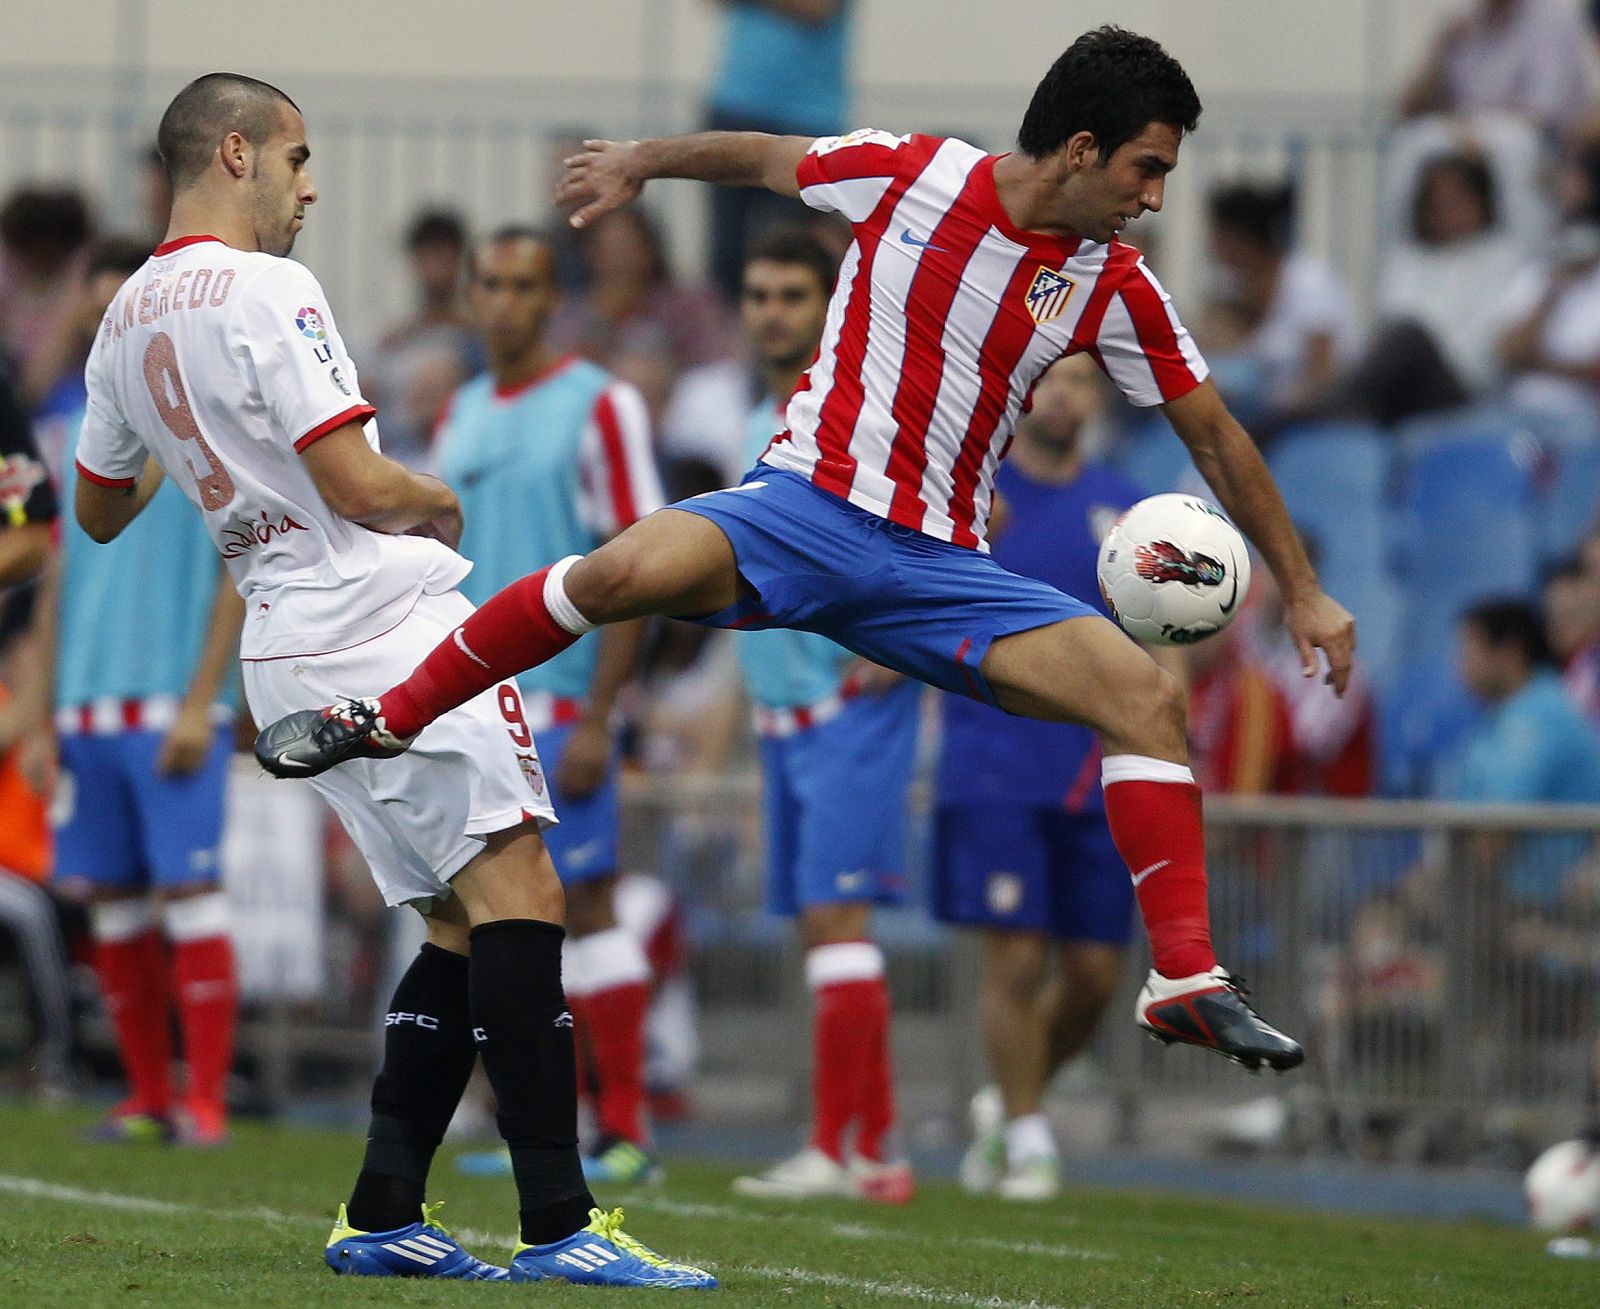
top-left (991, 154), bottom-right (1079, 240)
top-left (164, 197), bottom-right (259, 254)
top-left (1008, 435), bottom-right (1082, 485)
top-left (491, 345), bottom-right (561, 393)
top-left (763, 363), bottom-right (806, 406)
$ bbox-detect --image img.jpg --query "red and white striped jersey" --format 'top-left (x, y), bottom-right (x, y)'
top-left (762, 131), bottom-right (1209, 550)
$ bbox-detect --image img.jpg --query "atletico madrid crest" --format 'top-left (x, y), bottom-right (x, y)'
top-left (1024, 266), bottom-right (1076, 324)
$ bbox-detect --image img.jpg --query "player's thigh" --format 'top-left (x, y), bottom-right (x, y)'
top-left (566, 509), bottom-right (743, 623)
top-left (1043, 811), bottom-right (1136, 953)
top-left (449, 820), bottom-right (564, 927)
top-left (126, 726), bottom-right (231, 889)
top-left (53, 734), bottom-right (142, 891)
top-left (981, 614), bottom-right (1184, 742)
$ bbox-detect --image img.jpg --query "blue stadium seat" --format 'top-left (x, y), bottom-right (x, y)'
top-left (1540, 443), bottom-right (1600, 563)
top-left (1268, 421), bottom-right (1392, 598)
top-left (1392, 425), bottom-right (1540, 668)
top-left (1108, 415), bottom-right (1200, 495)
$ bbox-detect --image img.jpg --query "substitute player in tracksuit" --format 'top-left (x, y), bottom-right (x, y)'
top-left (436, 227), bottom-right (666, 1187)
top-left (727, 231), bottom-right (919, 1204)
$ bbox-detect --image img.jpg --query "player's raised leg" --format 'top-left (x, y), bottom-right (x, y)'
top-left (254, 509), bottom-right (741, 777)
top-left (979, 616), bottom-right (1302, 1070)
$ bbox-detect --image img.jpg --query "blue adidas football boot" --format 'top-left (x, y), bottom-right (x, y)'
top-left (324, 1202), bottom-right (508, 1279)
top-left (510, 1206), bottom-right (716, 1288)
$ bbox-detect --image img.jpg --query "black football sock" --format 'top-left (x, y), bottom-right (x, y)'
top-left (468, 918), bottom-right (596, 1245)
top-left (347, 942), bottom-right (476, 1232)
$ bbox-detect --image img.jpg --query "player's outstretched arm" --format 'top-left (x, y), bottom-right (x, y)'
top-left (1161, 379), bottom-right (1356, 694)
top-left (301, 423), bottom-right (462, 545)
top-left (75, 457), bottom-right (166, 544)
top-left (556, 133), bottom-right (813, 229)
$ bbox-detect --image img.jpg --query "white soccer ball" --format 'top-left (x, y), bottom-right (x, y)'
top-left (1527, 1139), bottom-right (1600, 1232)
top-left (1095, 494), bottom-right (1251, 646)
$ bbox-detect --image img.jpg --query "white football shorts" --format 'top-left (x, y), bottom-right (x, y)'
top-left (242, 589), bottom-right (556, 908)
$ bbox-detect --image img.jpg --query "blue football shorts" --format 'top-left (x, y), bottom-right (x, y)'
top-left (931, 803), bottom-right (1135, 945)
top-left (672, 466), bottom-right (1096, 705)
top-left (536, 720), bottom-right (621, 886)
top-left (758, 680), bottom-right (920, 917)
top-left (55, 726), bottom-right (232, 891)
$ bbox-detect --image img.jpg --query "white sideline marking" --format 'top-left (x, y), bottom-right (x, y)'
top-left (617, 1191), bottom-right (1115, 1263)
top-left (0, 1175), bottom-right (1091, 1308)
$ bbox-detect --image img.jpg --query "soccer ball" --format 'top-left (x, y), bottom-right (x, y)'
top-left (1096, 494), bottom-right (1250, 646)
top-left (1527, 1139), bottom-right (1600, 1232)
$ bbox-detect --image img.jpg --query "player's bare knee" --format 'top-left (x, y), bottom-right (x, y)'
top-left (565, 548), bottom-right (634, 624)
top-left (1104, 662), bottom-right (1186, 754)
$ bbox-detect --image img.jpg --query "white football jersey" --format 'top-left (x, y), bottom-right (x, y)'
top-left (79, 235), bottom-right (469, 659)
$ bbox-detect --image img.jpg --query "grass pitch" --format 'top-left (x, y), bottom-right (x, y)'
top-left (0, 1104), bottom-right (1594, 1308)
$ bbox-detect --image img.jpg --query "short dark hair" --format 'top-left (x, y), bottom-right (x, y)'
top-left (408, 209), bottom-right (468, 252)
top-left (157, 73), bottom-right (300, 189)
top-left (470, 225), bottom-right (552, 274)
top-left (1462, 597), bottom-right (1554, 668)
top-left (0, 187), bottom-right (92, 260)
top-left (84, 236), bottom-right (152, 281)
top-left (1209, 182), bottom-right (1295, 253)
top-left (1017, 26), bottom-right (1201, 161)
top-left (742, 228), bottom-right (838, 296)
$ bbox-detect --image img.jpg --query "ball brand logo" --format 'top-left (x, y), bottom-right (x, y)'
top-left (1134, 540), bottom-right (1225, 587)
top-left (294, 305), bottom-right (327, 340)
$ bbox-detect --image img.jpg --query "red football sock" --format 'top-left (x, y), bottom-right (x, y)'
top-left (571, 927), bottom-right (651, 1146)
top-left (92, 927), bottom-right (174, 1114)
top-left (851, 975), bottom-right (896, 1163)
top-left (1102, 755), bottom-right (1217, 978)
top-left (172, 935), bottom-right (239, 1119)
top-left (380, 559), bottom-right (590, 739)
top-left (806, 942), bottom-right (885, 1163)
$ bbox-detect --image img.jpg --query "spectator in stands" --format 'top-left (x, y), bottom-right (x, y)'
top-left (1289, 151), bottom-right (1527, 429)
top-left (0, 362), bottom-right (70, 1098)
top-left (0, 187), bottom-right (93, 408)
top-left (1185, 621), bottom-right (1295, 796)
top-left (550, 207), bottom-right (734, 376)
top-left (30, 238), bottom-right (152, 477)
top-left (1500, 141), bottom-right (1600, 424)
top-left (1203, 183), bottom-right (1356, 432)
top-left (703, 0), bottom-right (853, 298)
top-left (1545, 556), bottom-right (1600, 731)
top-left (1399, 0), bottom-right (1592, 138)
top-left (368, 209), bottom-right (482, 467)
top-left (1244, 546), bottom-right (1377, 795)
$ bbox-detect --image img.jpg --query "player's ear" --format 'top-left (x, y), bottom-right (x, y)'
top-left (1062, 131), bottom-right (1100, 173)
top-left (219, 130), bottom-right (250, 180)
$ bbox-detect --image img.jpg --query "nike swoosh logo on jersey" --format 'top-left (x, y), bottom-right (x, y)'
top-left (1131, 859), bottom-right (1171, 887)
top-left (900, 229), bottom-right (949, 253)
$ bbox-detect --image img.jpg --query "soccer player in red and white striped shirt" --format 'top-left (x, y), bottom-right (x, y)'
top-left (259, 27), bottom-right (1355, 1072)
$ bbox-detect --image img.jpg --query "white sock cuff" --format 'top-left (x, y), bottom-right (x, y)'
top-left (162, 892), bottom-right (232, 942)
top-left (544, 555), bottom-right (597, 636)
top-left (1101, 754), bottom-right (1195, 787)
top-left (805, 941), bottom-right (885, 989)
top-left (89, 898), bottom-right (157, 943)
top-left (572, 926), bottom-right (651, 993)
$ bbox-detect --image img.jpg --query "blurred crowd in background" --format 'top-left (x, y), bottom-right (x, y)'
top-left (6, 1), bottom-right (1600, 1150)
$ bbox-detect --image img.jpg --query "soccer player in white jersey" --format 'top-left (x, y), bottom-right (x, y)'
top-left (75, 72), bottom-right (711, 1288)
top-left (260, 28), bottom-right (1355, 1072)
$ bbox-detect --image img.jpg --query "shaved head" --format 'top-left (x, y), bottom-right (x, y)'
top-left (157, 73), bottom-right (300, 190)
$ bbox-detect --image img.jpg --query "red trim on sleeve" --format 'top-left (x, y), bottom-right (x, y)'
top-left (74, 460), bottom-right (136, 489)
top-left (152, 234), bottom-right (226, 257)
top-left (293, 404), bottom-right (377, 453)
top-left (592, 390), bottom-right (640, 527)
top-left (1117, 263), bottom-right (1204, 403)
